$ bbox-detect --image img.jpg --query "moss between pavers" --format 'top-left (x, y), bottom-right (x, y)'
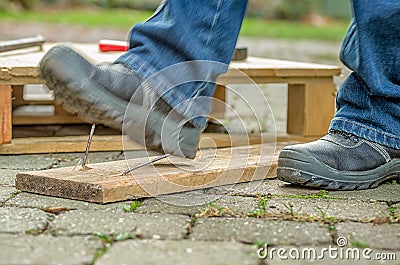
top-left (0, 188), bottom-right (20, 207)
top-left (136, 195), bottom-right (259, 216)
top-left (122, 200), bottom-right (143, 213)
top-left (281, 190), bottom-right (333, 200)
top-left (91, 231), bottom-right (137, 264)
top-left (196, 194), bottom-right (392, 225)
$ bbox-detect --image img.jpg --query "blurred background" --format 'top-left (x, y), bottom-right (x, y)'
top-left (1, 0), bottom-right (352, 19)
top-left (0, 0), bottom-right (352, 53)
top-left (1, 0), bottom-right (352, 135)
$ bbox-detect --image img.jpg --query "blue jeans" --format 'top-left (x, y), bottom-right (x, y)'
top-left (117, 0), bottom-right (400, 150)
top-left (116, 0), bottom-right (248, 129)
top-left (331, 0), bottom-right (400, 149)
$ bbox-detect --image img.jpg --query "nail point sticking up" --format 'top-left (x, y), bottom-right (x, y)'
top-left (78, 124), bottom-right (96, 171)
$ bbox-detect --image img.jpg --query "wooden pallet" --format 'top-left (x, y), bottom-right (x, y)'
top-left (0, 133), bottom-right (266, 154)
top-left (0, 43), bottom-right (341, 148)
top-left (16, 143), bottom-right (282, 203)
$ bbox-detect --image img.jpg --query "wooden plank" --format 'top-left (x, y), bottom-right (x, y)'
top-left (287, 80), bottom-right (336, 136)
top-left (226, 58), bottom-right (341, 78)
top-left (16, 143), bottom-right (282, 203)
top-left (287, 84), bottom-right (306, 135)
top-left (210, 84), bottom-right (226, 118)
top-left (11, 85), bottom-right (24, 106)
top-left (276, 133), bottom-right (319, 143)
top-left (13, 100), bottom-right (55, 106)
top-left (217, 76), bottom-right (337, 85)
top-left (0, 43), bottom-right (341, 140)
top-left (0, 135), bottom-right (137, 154)
top-left (0, 133), bottom-right (263, 154)
top-left (0, 43), bottom-right (341, 86)
top-left (303, 81), bottom-right (336, 136)
top-left (12, 84), bottom-right (54, 106)
top-left (13, 114), bottom-right (85, 125)
top-left (54, 104), bottom-right (70, 116)
top-left (0, 85), bottom-right (12, 144)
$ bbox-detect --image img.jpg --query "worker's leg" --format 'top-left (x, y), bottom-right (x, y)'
top-left (277, 0), bottom-right (400, 190)
top-left (332, 0), bottom-right (400, 149)
top-left (116, 0), bottom-right (248, 129)
top-left (40, 0), bottom-right (248, 158)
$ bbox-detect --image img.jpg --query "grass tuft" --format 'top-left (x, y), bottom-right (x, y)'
top-left (0, 9), bottom-right (350, 41)
top-left (123, 201), bottom-right (142, 213)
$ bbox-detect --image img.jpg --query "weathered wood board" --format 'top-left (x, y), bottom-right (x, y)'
top-left (0, 85), bottom-right (12, 144)
top-left (16, 143), bottom-right (283, 204)
top-left (0, 43), bottom-right (341, 85)
top-left (0, 133), bottom-right (263, 154)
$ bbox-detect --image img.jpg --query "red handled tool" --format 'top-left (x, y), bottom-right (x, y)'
top-left (99, 39), bottom-right (248, 61)
top-left (99, 39), bottom-right (129, 52)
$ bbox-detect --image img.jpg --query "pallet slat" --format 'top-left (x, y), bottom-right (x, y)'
top-left (0, 133), bottom-right (264, 154)
top-left (0, 85), bottom-right (12, 144)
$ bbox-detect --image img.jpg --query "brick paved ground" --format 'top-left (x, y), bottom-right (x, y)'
top-left (0, 152), bottom-right (399, 264)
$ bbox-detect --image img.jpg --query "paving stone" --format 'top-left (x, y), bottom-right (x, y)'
top-left (53, 150), bottom-right (160, 168)
top-left (209, 179), bottom-right (323, 197)
top-left (52, 151), bottom-right (125, 168)
top-left (214, 195), bottom-right (260, 214)
top-left (136, 198), bottom-right (206, 216)
top-left (330, 183), bottom-right (400, 204)
top-left (6, 191), bottom-right (140, 211)
top-left (0, 187), bottom-right (18, 205)
top-left (265, 198), bottom-right (389, 222)
top-left (0, 155), bottom-right (58, 170)
top-left (258, 245), bottom-right (399, 264)
top-left (96, 239), bottom-right (258, 265)
top-left (0, 207), bottom-right (52, 233)
top-left (190, 218), bottom-right (331, 245)
top-left (137, 195), bottom-right (259, 216)
top-left (49, 209), bottom-right (189, 240)
top-left (145, 190), bottom-right (223, 208)
top-left (0, 234), bottom-right (101, 265)
top-left (213, 180), bottom-right (400, 207)
top-left (0, 169), bottom-right (18, 187)
top-left (335, 223), bottom-right (400, 250)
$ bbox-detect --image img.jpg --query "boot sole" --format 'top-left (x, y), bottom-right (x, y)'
top-left (277, 148), bottom-right (400, 190)
top-left (40, 45), bottom-right (128, 130)
top-left (40, 45), bottom-right (200, 158)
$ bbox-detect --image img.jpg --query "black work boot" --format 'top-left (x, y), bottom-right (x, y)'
top-left (277, 130), bottom-right (400, 190)
top-left (39, 44), bottom-right (201, 158)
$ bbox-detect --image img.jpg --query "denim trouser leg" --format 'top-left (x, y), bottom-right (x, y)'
top-left (116, 0), bottom-right (248, 129)
top-left (330, 0), bottom-right (400, 149)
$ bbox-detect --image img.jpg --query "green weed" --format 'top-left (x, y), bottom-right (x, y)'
top-left (248, 195), bottom-right (268, 218)
top-left (285, 190), bottom-right (331, 200)
top-left (123, 201), bottom-right (142, 213)
top-left (350, 237), bottom-right (370, 249)
top-left (198, 201), bottom-right (237, 218)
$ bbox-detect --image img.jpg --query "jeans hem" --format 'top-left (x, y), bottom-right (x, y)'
top-left (330, 117), bottom-right (400, 150)
top-left (115, 53), bottom-right (207, 129)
